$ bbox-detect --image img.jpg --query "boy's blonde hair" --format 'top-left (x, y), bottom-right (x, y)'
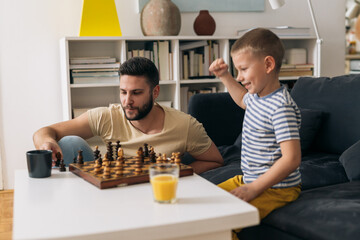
top-left (231, 28), bottom-right (284, 72)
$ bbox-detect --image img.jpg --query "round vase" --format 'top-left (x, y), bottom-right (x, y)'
top-left (141, 0), bottom-right (181, 36)
top-left (193, 10), bottom-right (216, 36)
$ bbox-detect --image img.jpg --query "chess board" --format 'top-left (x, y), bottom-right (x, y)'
top-left (69, 157), bottom-right (193, 189)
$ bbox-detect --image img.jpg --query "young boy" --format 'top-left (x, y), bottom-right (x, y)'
top-left (209, 28), bottom-right (302, 223)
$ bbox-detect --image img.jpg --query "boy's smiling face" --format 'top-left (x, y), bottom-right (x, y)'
top-left (232, 49), bottom-right (279, 97)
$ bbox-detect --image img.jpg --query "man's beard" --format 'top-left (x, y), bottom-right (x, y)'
top-left (122, 96), bottom-right (154, 121)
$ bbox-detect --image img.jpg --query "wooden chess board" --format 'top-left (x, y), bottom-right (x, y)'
top-left (69, 157), bottom-right (193, 189)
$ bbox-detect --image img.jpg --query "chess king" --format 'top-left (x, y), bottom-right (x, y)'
top-left (33, 57), bottom-right (223, 174)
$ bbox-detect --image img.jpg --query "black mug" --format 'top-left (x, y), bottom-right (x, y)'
top-left (26, 150), bottom-right (52, 178)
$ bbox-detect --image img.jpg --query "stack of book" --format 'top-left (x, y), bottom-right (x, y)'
top-left (279, 63), bottom-right (314, 77)
top-left (180, 40), bottom-right (219, 80)
top-left (69, 57), bottom-right (120, 84)
top-left (180, 86), bottom-right (217, 113)
top-left (127, 41), bottom-right (173, 81)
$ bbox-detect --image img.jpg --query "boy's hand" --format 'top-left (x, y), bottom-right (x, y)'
top-left (230, 183), bottom-right (261, 202)
top-left (209, 58), bottom-right (229, 78)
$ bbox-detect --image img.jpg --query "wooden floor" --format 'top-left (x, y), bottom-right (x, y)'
top-left (0, 190), bottom-right (13, 240)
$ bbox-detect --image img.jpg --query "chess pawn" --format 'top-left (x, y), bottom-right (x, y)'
top-left (102, 154), bottom-right (110, 167)
top-left (59, 159), bottom-right (66, 172)
top-left (114, 160), bottom-right (123, 175)
top-left (77, 150), bottom-right (84, 165)
top-left (174, 152), bottom-right (181, 165)
top-left (103, 166), bottom-right (111, 178)
top-left (93, 145), bottom-right (100, 160)
top-left (149, 147), bottom-right (156, 163)
top-left (156, 154), bottom-right (162, 164)
top-left (162, 153), bottom-right (167, 163)
top-left (55, 152), bottom-right (62, 167)
top-left (170, 152), bottom-right (175, 163)
top-left (117, 148), bottom-right (124, 160)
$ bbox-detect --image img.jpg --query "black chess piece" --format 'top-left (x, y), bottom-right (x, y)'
top-left (77, 150), bottom-right (84, 164)
top-left (93, 146), bottom-right (100, 160)
top-left (106, 141), bottom-right (113, 161)
top-left (115, 140), bottom-right (121, 158)
top-left (144, 143), bottom-right (149, 157)
top-left (59, 159), bottom-right (66, 172)
top-left (55, 152), bottom-right (61, 167)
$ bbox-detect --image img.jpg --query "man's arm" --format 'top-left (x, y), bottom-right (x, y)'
top-left (230, 139), bottom-right (301, 202)
top-left (33, 113), bottom-right (94, 159)
top-left (189, 141), bottom-right (224, 174)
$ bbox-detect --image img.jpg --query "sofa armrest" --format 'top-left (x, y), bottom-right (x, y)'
top-left (188, 92), bottom-right (245, 146)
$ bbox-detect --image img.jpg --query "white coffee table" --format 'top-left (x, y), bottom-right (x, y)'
top-left (13, 169), bottom-right (259, 240)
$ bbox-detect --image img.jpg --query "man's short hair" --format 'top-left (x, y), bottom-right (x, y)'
top-left (231, 28), bottom-right (285, 72)
top-left (119, 57), bottom-right (159, 89)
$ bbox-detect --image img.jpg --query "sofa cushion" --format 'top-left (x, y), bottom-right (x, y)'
top-left (291, 75), bottom-right (360, 154)
top-left (188, 92), bottom-right (245, 146)
top-left (300, 152), bottom-right (348, 190)
top-left (339, 140), bottom-right (360, 181)
top-left (260, 181), bottom-right (360, 240)
top-left (299, 108), bottom-right (323, 154)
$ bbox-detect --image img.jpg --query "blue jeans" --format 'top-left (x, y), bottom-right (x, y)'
top-left (58, 136), bottom-right (95, 166)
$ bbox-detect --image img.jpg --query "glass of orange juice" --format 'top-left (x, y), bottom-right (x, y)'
top-left (149, 164), bottom-right (179, 204)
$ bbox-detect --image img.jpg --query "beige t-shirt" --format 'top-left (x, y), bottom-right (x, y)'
top-left (87, 104), bottom-right (212, 157)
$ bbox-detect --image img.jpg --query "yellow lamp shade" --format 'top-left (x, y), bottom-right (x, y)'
top-left (79, 0), bottom-right (122, 36)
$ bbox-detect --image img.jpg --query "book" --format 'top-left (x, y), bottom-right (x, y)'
top-left (158, 41), bottom-right (170, 81)
top-left (69, 62), bottom-right (120, 69)
top-left (152, 41), bottom-right (159, 70)
top-left (237, 26), bottom-right (310, 37)
top-left (72, 76), bottom-right (120, 84)
top-left (71, 68), bottom-right (119, 73)
top-left (69, 57), bottom-right (116, 64)
top-left (179, 40), bottom-right (208, 51)
top-left (71, 71), bottom-right (119, 77)
top-left (183, 54), bottom-right (189, 79)
top-left (279, 70), bottom-right (313, 77)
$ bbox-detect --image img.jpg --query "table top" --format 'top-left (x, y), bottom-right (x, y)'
top-left (13, 169), bottom-right (259, 240)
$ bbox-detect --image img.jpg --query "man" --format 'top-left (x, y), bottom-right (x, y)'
top-left (33, 57), bottom-right (223, 174)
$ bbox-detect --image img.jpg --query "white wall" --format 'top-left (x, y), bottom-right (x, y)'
top-left (0, 0), bottom-right (346, 189)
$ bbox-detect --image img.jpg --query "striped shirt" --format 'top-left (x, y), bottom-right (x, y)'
top-left (241, 87), bottom-right (301, 188)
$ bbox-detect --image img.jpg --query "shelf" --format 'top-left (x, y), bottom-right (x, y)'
top-left (181, 79), bottom-right (222, 84)
top-left (61, 36), bottom-right (319, 120)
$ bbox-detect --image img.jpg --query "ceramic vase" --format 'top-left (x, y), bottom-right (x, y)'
top-left (141, 0), bottom-right (181, 36)
top-left (193, 10), bottom-right (216, 36)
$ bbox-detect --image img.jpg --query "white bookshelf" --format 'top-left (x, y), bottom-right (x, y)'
top-left (60, 36), bottom-right (319, 120)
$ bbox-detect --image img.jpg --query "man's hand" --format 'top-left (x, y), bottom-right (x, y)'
top-left (209, 58), bottom-right (230, 78)
top-left (38, 141), bottom-right (62, 163)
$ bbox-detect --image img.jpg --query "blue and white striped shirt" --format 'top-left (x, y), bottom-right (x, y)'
top-left (241, 87), bottom-right (301, 188)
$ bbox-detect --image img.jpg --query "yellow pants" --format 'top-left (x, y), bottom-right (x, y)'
top-left (218, 175), bottom-right (301, 240)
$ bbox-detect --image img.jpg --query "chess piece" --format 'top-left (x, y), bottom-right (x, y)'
top-left (137, 147), bottom-right (144, 163)
top-left (59, 159), bottom-right (66, 172)
top-left (162, 153), bottom-right (167, 163)
top-left (117, 148), bottom-right (124, 160)
top-left (171, 152), bottom-right (175, 163)
top-left (115, 140), bottom-right (121, 158)
top-left (174, 152), bottom-right (181, 165)
top-left (98, 154), bottom-right (102, 166)
top-left (149, 147), bottom-right (156, 163)
top-left (55, 152), bottom-right (61, 167)
top-left (106, 141), bottom-right (113, 161)
top-left (103, 165), bottom-right (111, 178)
top-left (93, 146), bottom-right (100, 160)
top-left (93, 159), bottom-right (102, 174)
top-left (77, 150), bottom-right (84, 165)
top-left (73, 157), bottom-right (77, 164)
top-left (114, 158), bottom-right (123, 175)
top-left (102, 154), bottom-right (110, 167)
top-left (156, 153), bottom-right (162, 164)
top-left (134, 154), bottom-right (142, 174)
top-left (144, 143), bottom-right (149, 157)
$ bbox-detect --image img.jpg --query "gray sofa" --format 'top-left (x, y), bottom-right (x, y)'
top-left (186, 75), bottom-right (360, 240)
